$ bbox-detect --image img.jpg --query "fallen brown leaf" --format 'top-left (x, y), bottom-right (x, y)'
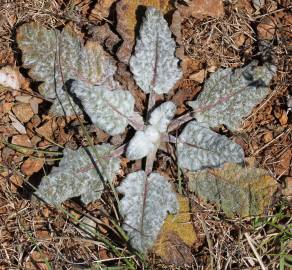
top-left (154, 195), bottom-right (197, 266)
top-left (257, 16), bottom-right (276, 40)
top-left (116, 0), bottom-right (173, 63)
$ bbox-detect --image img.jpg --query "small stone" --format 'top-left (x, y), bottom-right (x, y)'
top-left (12, 103), bottom-right (34, 123)
top-left (2, 102), bottom-right (13, 113)
top-left (21, 158), bottom-right (45, 176)
top-left (29, 99), bottom-right (39, 114)
top-left (252, 0), bottom-right (265, 10)
top-left (30, 135), bottom-right (42, 146)
top-left (11, 134), bottom-right (32, 148)
top-left (30, 115), bottom-right (42, 127)
top-left (0, 66), bottom-right (22, 90)
top-left (179, 0), bottom-right (224, 18)
top-left (35, 119), bottom-right (56, 139)
top-left (15, 95), bottom-right (32, 103)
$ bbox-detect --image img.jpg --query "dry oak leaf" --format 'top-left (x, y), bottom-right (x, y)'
top-left (178, 0), bottom-right (224, 18)
top-left (154, 195), bottom-right (197, 266)
top-left (116, 0), bottom-right (173, 63)
top-left (21, 158), bottom-right (45, 176)
top-left (257, 16), bottom-right (276, 40)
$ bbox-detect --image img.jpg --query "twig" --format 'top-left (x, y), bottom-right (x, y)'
top-left (253, 128), bottom-right (291, 156)
top-left (244, 232), bottom-right (267, 270)
top-left (198, 216), bottom-right (215, 270)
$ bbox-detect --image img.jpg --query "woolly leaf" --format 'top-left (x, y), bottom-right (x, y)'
top-left (71, 80), bottom-right (135, 136)
top-left (126, 126), bottom-right (160, 160)
top-left (149, 101), bottom-right (176, 133)
top-left (116, 0), bottom-right (173, 63)
top-left (187, 163), bottom-right (278, 217)
top-left (126, 102), bottom-right (176, 160)
top-left (130, 7), bottom-right (182, 94)
top-left (17, 23), bottom-right (115, 115)
top-left (188, 61), bottom-right (277, 131)
top-left (177, 121), bottom-right (244, 171)
top-left (117, 171), bottom-right (178, 252)
top-left (36, 144), bottom-right (120, 205)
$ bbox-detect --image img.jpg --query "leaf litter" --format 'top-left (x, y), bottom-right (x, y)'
top-left (0, 0), bottom-right (291, 269)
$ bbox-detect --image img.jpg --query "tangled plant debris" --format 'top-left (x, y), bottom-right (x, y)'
top-left (14, 6), bottom-right (278, 255)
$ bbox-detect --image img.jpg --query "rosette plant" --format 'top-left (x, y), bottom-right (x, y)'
top-left (16, 6), bottom-right (276, 252)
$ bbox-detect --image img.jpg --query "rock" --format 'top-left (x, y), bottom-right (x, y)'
top-left (21, 158), bottom-right (45, 176)
top-left (8, 112), bottom-right (27, 134)
top-left (178, 0), bottom-right (224, 18)
top-left (252, 0), bottom-right (265, 10)
top-left (11, 134), bottom-right (32, 148)
top-left (35, 119), bottom-right (56, 139)
top-left (0, 66), bottom-right (22, 90)
top-left (12, 103), bottom-right (34, 123)
top-left (15, 95), bottom-right (32, 103)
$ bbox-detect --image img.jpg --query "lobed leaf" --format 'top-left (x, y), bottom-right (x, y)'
top-left (117, 171), bottom-right (178, 252)
top-left (17, 23), bottom-right (115, 116)
top-left (149, 101), bottom-right (176, 133)
top-left (130, 7), bottom-right (182, 94)
top-left (188, 61), bottom-right (277, 130)
top-left (35, 144), bottom-right (120, 205)
top-left (71, 80), bottom-right (135, 136)
top-left (116, 0), bottom-right (173, 63)
top-left (177, 121), bottom-right (244, 171)
top-left (187, 163), bottom-right (278, 217)
top-left (126, 126), bottom-right (160, 160)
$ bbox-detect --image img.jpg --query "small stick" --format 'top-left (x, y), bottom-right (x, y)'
top-left (253, 128), bottom-right (291, 156)
top-left (244, 232), bottom-right (266, 270)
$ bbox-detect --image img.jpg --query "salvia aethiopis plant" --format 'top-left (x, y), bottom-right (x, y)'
top-left (17, 6), bottom-right (278, 253)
